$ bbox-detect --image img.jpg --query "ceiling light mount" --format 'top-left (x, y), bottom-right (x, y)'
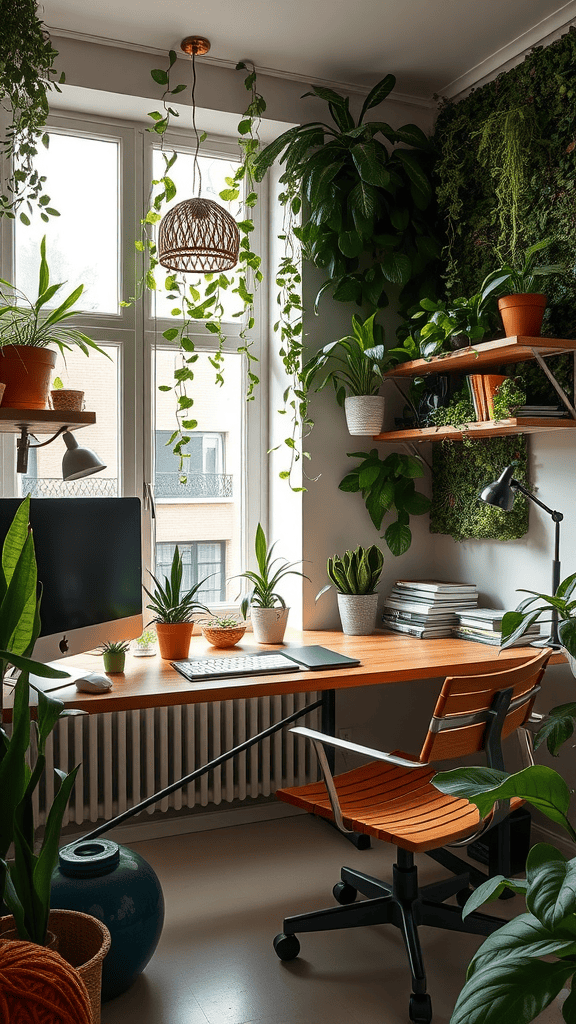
top-left (180, 36), bottom-right (211, 57)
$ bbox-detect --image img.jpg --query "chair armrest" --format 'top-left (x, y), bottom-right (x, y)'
top-left (290, 726), bottom-right (430, 769)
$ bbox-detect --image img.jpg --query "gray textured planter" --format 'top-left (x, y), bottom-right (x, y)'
top-left (344, 395), bottom-right (385, 435)
top-left (337, 593), bottom-right (378, 636)
top-left (251, 606), bottom-right (290, 643)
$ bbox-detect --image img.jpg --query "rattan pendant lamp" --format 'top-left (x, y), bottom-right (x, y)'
top-left (158, 35), bottom-right (240, 273)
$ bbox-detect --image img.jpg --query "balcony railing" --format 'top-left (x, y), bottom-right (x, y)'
top-left (22, 477), bottom-right (119, 498)
top-left (155, 473), bottom-right (233, 499)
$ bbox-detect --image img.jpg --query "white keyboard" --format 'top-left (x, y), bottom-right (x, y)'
top-left (171, 653), bottom-right (298, 681)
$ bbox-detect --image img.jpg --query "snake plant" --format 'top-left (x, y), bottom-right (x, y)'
top-left (317, 545), bottom-right (384, 600)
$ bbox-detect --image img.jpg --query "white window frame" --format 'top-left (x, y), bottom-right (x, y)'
top-left (0, 109), bottom-right (269, 610)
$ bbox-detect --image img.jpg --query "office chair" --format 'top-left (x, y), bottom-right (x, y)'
top-left (272, 649), bottom-right (550, 1024)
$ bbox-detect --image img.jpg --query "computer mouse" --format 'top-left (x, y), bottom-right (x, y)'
top-left (75, 672), bottom-right (113, 693)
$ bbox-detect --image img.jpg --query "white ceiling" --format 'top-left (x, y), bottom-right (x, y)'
top-left (45, 0), bottom-right (576, 100)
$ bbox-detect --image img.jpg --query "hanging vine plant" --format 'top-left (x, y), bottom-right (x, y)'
top-left (0, 0), bottom-right (63, 223)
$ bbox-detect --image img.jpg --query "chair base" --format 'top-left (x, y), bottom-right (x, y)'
top-left (273, 849), bottom-right (505, 1024)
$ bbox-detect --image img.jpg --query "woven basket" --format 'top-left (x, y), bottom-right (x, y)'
top-left (199, 621), bottom-right (247, 648)
top-left (1, 910), bottom-right (111, 1024)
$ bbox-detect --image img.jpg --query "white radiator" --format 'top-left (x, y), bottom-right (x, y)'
top-left (33, 693), bottom-right (321, 828)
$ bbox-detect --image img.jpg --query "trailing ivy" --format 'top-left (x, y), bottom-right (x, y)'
top-left (429, 435), bottom-right (529, 542)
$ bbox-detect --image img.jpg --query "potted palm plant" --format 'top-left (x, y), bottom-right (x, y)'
top-left (236, 523), bottom-right (309, 643)
top-left (0, 236), bottom-right (107, 409)
top-left (304, 313), bottom-right (388, 435)
top-left (0, 495), bottom-right (110, 1022)
top-left (144, 546), bottom-right (212, 660)
top-left (316, 545), bottom-right (384, 635)
top-left (494, 238), bottom-right (564, 338)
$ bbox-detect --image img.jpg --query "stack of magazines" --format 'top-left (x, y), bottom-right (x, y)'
top-left (382, 580), bottom-right (479, 639)
top-left (453, 607), bottom-right (541, 646)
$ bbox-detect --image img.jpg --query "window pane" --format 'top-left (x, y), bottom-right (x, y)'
top-left (15, 132), bottom-right (120, 314)
top-left (20, 345), bottom-right (120, 498)
top-left (152, 149), bottom-right (241, 321)
top-left (153, 349), bottom-right (242, 607)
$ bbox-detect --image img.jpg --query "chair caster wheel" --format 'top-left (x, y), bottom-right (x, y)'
top-left (333, 881), bottom-right (358, 905)
top-left (409, 993), bottom-right (432, 1023)
top-left (273, 932), bottom-right (300, 961)
top-left (456, 887), bottom-right (472, 908)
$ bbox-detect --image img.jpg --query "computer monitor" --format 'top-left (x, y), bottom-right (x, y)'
top-left (0, 497), bottom-right (143, 662)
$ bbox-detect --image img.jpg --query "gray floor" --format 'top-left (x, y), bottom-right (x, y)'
top-left (101, 813), bottom-right (559, 1024)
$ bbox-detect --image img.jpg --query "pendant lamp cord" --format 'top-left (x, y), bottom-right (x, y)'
top-left (191, 52), bottom-right (202, 197)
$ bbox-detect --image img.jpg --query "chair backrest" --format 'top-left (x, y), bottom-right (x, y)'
top-left (419, 649), bottom-right (550, 764)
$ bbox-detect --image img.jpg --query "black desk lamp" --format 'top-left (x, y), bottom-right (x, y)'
top-left (479, 465), bottom-right (563, 647)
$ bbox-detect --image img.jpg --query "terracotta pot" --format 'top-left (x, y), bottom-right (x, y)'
top-left (344, 395), bottom-right (385, 435)
top-left (1, 910), bottom-right (110, 1024)
top-left (156, 622), bottom-right (194, 660)
top-left (0, 383), bottom-right (5, 406)
top-left (0, 345), bottom-right (57, 408)
top-left (51, 389), bottom-right (85, 411)
top-left (250, 606), bottom-right (289, 644)
top-left (498, 294), bottom-right (547, 338)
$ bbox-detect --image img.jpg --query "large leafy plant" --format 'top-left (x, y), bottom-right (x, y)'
top-left (494, 238), bottom-right (564, 294)
top-left (0, 235), bottom-right (107, 356)
top-left (254, 75), bottom-right (439, 315)
top-left (144, 545), bottom-right (211, 624)
top-left (236, 523), bottom-right (309, 619)
top-left (0, 494), bottom-right (78, 946)
top-left (433, 763), bottom-right (576, 1024)
top-left (303, 312), bottom-right (387, 404)
top-left (501, 573), bottom-right (576, 658)
top-left (339, 450), bottom-right (431, 555)
top-left (406, 271), bottom-right (509, 359)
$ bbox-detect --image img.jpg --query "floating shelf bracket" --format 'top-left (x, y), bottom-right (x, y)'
top-left (530, 349), bottom-right (576, 419)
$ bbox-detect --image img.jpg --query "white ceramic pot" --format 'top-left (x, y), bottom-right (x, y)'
top-left (344, 395), bottom-right (385, 435)
top-left (561, 647), bottom-right (576, 677)
top-left (251, 606), bottom-right (290, 644)
top-left (337, 593), bottom-right (379, 636)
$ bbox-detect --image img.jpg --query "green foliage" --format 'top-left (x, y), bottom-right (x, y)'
top-left (0, 0), bottom-right (63, 222)
top-left (493, 238), bottom-right (564, 294)
top-left (135, 629), bottom-right (157, 648)
top-left (433, 26), bottom-right (576, 352)
top-left (429, 435), bottom-right (529, 541)
top-left (254, 75), bottom-right (440, 321)
top-left (491, 377), bottom-right (526, 419)
top-left (303, 313), bottom-right (387, 403)
top-left (97, 639), bottom-right (131, 654)
top-left (203, 614), bottom-right (245, 628)
top-left (432, 764), bottom-right (576, 1023)
top-left (321, 545), bottom-right (384, 596)
top-left (501, 572), bottom-right (576, 659)
top-left (428, 386), bottom-right (476, 427)
top-left (0, 236), bottom-right (107, 357)
top-left (339, 449), bottom-right (430, 555)
top-left (144, 545), bottom-right (211, 624)
top-left (533, 702), bottom-right (576, 757)
top-left (235, 523), bottom-right (309, 618)
top-left (0, 495), bottom-right (77, 946)
top-left (407, 272), bottom-right (509, 358)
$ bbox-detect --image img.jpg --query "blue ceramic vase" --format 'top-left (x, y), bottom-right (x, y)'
top-left (51, 838), bottom-right (165, 1000)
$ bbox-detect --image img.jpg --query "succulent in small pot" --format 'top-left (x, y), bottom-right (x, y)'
top-left (144, 546), bottom-right (211, 660)
top-left (494, 238), bottom-right (564, 338)
top-left (132, 629), bottom-right (157, 657)
top-left (50, 376), bottom-right (85, 412)
top-left (235, 523), bottom-right (309, 644)
top-left (199, 615), bottom-right (247, 649)
top-left (98, 639), bottom-right (130, 674)
top-left (317, 545), bottom-right (384, 636)
top-left (0, 236), bottom-right (108, 409)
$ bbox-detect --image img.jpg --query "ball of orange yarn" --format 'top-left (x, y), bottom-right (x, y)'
top-left (0, 938), bottom-right (92, 1024)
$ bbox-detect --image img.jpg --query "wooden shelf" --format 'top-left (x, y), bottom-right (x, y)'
top-left (374, 417), bottom-right (576, 444)
top-left (0, 408), bottom-right (96, 435)
top-left (384, 336), bottom-right (576, 378)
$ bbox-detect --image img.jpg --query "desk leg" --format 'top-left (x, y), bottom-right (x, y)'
top-left (321, 689), bottom-right (336, 773)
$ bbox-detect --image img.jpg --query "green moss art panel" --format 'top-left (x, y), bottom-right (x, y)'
top-left (430, 436), bottom-right (529, 542)
top-left (432, 28), bottom-right (576, 404)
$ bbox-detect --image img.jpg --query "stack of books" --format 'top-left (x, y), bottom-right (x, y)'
top-left (466, 374), bottom-right (507, 421)
top-left (382, 580), bottom-right (479, 639)
top-left (515, 405), bottom-right (568, 419)
top-left (453, 607), bottom-right (541, 646)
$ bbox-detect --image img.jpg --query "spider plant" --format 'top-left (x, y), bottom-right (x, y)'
top-left (144, 546), bottom-right (212, 624)
top-left (235, 523), bottom-right (309, 619)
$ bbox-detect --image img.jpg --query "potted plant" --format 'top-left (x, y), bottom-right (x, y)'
top-left (0, 495), bottom-right (110, 1021)
top-left (501, 572), bottom-right (576, 672)
top-left (494, 239), bottom-right (564, 338)
top-left (236, 523), bottom-right (309, 644)
top-left (132, 629), bottom-right (157, 657)
top-left (304, 313), bottom-right (389, 435)
top-left (406, 270), bottom-right (509, 359)
top-left (199, 615), bottom-right (248, 649)
top-left (316, 545), bottom-right (384, 635)
top-left (50, 376), bottom-right (85, 412)
top-left (98, 639), bottom-right (130, 674)
top-left (0, 236), bottom-right (107, 409)
top-left (144, 546), bottom-right (212, 660)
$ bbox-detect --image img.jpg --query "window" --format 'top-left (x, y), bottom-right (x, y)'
top-left (1, 112), bottom-right (266, 613)
top-left (155, 541), bottom-right (225, 604)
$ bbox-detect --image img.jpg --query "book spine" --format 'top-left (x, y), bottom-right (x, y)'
top-left (382, 620), bottom-right (450, 638)
top-left (483, 375), bottom-right (507, 419)
top-left (467, 375), bottom-right (487, 421)
top-left (452, 630), bottom-right (500, 646)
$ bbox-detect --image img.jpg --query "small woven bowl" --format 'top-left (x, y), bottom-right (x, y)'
top-left (199, 621), bottom-right (247, 648)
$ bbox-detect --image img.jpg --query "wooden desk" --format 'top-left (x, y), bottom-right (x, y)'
top-left (24, 629), bottom-right (562, 715)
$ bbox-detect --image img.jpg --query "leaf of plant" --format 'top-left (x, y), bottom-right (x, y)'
top-left (450, 956), bottom-right (575, 1024)
top-left (384, 520), bottom-right (412, 556)
top-left (394, 149), bottom-right (432, 202)
top-left (559, 619), bottom-right (576, 658)
top-left (393, 124), bottom-right (431, 150)
top-left (338, 231), bottom-right (364, 258)
top-left (470, 912), bottom-right (576, 977)
top-left (348, 180), bottom-right (379, 224)
top-left (358, 74), bottom-right (396, 121)
top-left (526, 843), bottom-right (576, 929)
top-left (380, 252), bottom-right (412, 285)
top-left (351, 143), bottom-right (390, 188)
top-left (535, 703), bottom-right (576, 755)
top-left (461, 874), bottom-right (528, 919)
